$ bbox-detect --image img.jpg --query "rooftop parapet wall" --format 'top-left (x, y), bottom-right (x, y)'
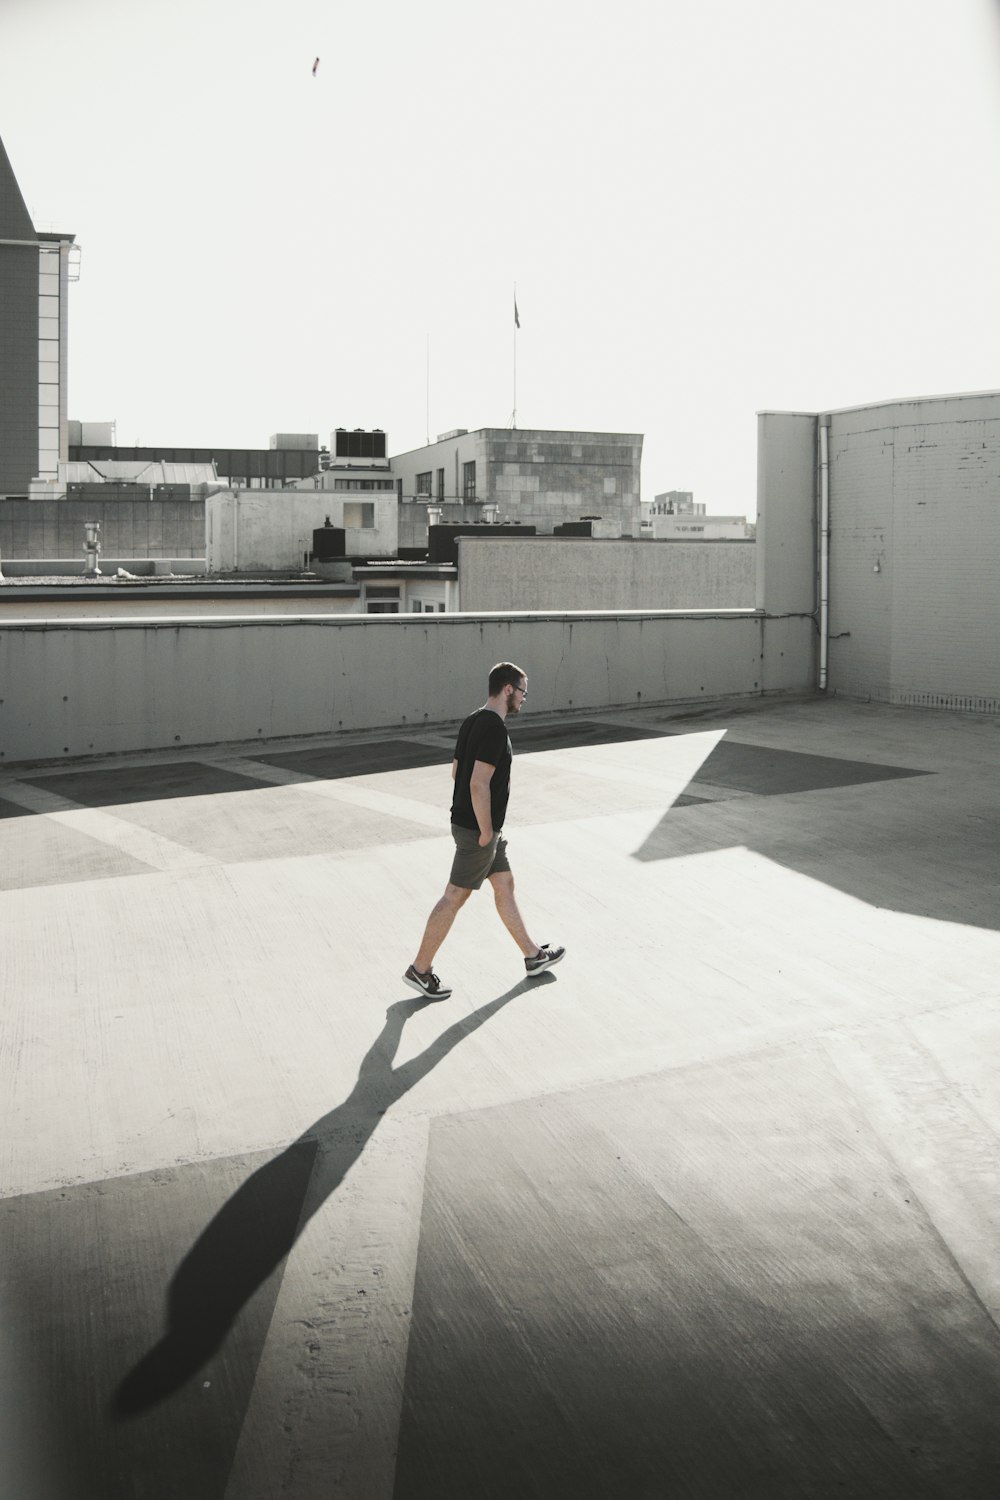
top-left (758, 391), bottom-right (1000, 713)
top-left (0, 610), bottom-right (813, 765)
top-left (457, 538), bottom-right (755, 611)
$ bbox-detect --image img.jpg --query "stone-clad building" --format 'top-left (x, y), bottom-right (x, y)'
top-left (391, 428), bottom-right (643, 547)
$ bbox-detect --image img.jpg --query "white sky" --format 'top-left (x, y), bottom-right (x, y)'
top-left (3, 0), bottom-right (1000, 513)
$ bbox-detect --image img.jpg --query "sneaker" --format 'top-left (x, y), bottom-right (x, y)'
top-left (525, 944), bottom-right (565, 977)
top-left (403, 964), bottom-right (453, 1000)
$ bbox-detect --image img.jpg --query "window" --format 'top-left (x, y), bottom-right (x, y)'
top-left (416, 471), bottom-right (432, 497)
top-left (436, 468), bottom-right (445, 500)
top-left (365, 584), bottom-right (400, 614)
top-left (344, 502), bottom-right (375, 529)
top-left (462, 460), bottom-right (476, 501)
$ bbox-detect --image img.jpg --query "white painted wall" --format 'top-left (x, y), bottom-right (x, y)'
top-left (0, 610), bottom-right (813, 764)
top-left (758, 392), bottom-right (1000, 713)
top-left (825, 392), bottom-right (1000, 711)
top-left (205, 491), bottom-right (398, 571)
top-left (391, 432), bottom-right (479, 503)
top-left (756, 412), bottom-right (817, 616)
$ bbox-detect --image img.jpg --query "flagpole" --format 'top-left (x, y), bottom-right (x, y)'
top-left (512, 282), bottom-right (518, 429)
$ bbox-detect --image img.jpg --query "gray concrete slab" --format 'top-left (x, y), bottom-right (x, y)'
top-left (1, 697), bottom-right (999, 1498)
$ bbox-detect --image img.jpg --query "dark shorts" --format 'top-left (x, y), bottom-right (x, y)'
top-left (449, 823), bottom-right (511, 890)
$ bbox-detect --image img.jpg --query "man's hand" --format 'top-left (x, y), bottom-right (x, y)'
top-left (478, 829), bottom-right (493, 847)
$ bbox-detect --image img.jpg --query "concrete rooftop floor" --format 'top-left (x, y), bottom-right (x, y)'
top-left (2, 694), bottom-right (999, 1499)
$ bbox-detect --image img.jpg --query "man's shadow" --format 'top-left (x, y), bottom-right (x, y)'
top-left (113, 978), bottom-right (546, 1417)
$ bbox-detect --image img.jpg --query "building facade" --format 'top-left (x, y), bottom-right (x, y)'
top-left (648, 514), bottom-right (754, 540)
top-left (391, 428), bottom-right (643, 541)
top-left (69, 434), bottom-right (320, 489)
top-left (0, 134), bottom-right (75, 496)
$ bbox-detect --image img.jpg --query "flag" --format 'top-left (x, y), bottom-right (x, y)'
top-left (514, 297), bottom-right (520, 329)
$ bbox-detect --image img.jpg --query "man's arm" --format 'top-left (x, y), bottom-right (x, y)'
top-left (451, 758), bottom-right (458, 781)
top-left (470, 759), bottom-right (495, 845)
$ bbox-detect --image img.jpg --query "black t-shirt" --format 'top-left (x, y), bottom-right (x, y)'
top-left (450, 708), bottom-right (512, 832)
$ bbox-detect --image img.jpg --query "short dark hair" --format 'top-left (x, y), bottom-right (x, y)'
top-left (488, 661), bottom-right (527, 696)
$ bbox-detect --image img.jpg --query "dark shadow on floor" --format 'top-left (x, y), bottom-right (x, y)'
top-left (0, 796), bottom-right (32, 819)
top-left (393, 1056), bottom-right (1000, 1500)
top-left (112, 978), bottom-right (545, 1418)
top-left (17, 721), bottom-right (671, 810)
top-left (681, 738), bottom-right (932, 798)
top-left (633, 736), bottom-right (999, 931)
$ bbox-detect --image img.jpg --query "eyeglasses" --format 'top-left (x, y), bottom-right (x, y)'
top-left (511, 684), bottom-right (527, 698)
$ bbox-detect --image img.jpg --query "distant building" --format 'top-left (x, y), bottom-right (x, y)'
top-left (648, 514), bottom-right (754, 540)
top-left (68, 431), bottom-right (320, 489)
top-left (349, 559), bottom-right (457, 614)
top-left (204, 489), bottom-right (398, 574)
top-left (390, 428), bottom-right (643, 543)
top-left (641, 488), bottom-right (754, 539)
top-left (0, 132), bottom-right (76, 496)
top-left (291, 427), bottom-right (396, 506)
top-left (651, 490), bottom-right (699, 516)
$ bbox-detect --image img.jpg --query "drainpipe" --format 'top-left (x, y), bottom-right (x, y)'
top-left (818, 415), bottom-right (831, 691)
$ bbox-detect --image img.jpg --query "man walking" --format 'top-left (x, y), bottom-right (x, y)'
top-left (403, 661), bottom-right (565, 999)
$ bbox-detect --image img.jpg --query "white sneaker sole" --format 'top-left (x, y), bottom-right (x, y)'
top-left (525, 950), bottom-right (565, 977)
top-left (403, 973), bottom-right (452, 1000)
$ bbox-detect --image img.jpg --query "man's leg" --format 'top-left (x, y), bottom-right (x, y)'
top-left (487, 870), bottom-right (539, 958)
top-left (413, 883), bottom-right (472, 972)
